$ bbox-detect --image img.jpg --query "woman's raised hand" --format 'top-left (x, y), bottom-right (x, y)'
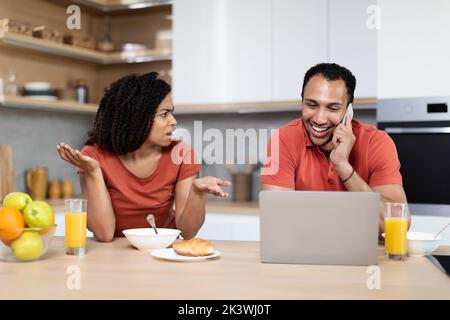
top-left (193, 176), bottom-right (232, 197)
top-left (56, 143), bottom-right (100, 173)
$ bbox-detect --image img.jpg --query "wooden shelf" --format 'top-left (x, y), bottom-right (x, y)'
top-left (0, 95), bottom-right (97, 115)
top-left (0, 95), bottom-right (376, 116)
top-left (71, 0), bottom-right (172, 12)
top-left (0, 31), bottom-right (171, 64)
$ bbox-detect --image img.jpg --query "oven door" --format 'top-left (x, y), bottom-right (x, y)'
top-left (379, 121), bottom-right (450, 216)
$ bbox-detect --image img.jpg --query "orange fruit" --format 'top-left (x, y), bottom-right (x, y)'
top-left (1, 239), bottom-right (14, 247)
top-left (0, 207), bottom-right (25, 242)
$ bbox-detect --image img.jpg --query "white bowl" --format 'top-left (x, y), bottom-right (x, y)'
top-left (407, 232), bottom-right (443, 256)
top-left (24, 82), bottom-right (51, 91)
top-left (122, 228), bottom-right (180, 250)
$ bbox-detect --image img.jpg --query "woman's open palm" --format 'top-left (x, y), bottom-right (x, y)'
top-left (193, 176), bottom-right (231, 197)
top-left (56, 143), bottom-right (100, 173)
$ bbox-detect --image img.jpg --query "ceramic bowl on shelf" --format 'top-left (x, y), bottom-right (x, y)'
top-left (121, 43), bottom-right (148, 52)
top-left (23, 82), bottom-right (51, 91)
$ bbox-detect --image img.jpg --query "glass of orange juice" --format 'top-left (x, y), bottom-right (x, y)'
top-left (65, 199), bottom-right (87, 256)
top-left (384, 202), bottom-right (409, 260)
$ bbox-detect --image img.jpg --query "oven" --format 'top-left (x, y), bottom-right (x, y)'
top-left (378, 97), bottom-right (450, 217)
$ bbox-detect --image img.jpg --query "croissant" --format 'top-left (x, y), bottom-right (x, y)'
top-left (172, 238), bottom-right (214, 257)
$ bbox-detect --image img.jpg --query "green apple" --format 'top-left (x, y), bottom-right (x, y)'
top-left (2, 192), bottom-right (32, 212)
top-left (11, 231), bottom-right (44, 261)
top-left (23, 201), bottom-right (54, 229)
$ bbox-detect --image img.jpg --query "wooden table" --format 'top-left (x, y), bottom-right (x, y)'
top-left (1, 237), bottom-right (449, 299)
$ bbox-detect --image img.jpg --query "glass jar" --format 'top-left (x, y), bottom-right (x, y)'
top-left (74, 79), bottom-right (88, 104)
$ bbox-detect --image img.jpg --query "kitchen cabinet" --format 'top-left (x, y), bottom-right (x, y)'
top-left (173, 0), bottom-right (272, 105)
top-left (274, 0), bottom-right (377, 100)
top-left (173, 0), bottom-right (376, 108)
top-left (271, 0), bottom-right (327, 101)
top-left (197, 212), bottom-right (260, 241)
top-left (173, 0), bottom-right (327, 104)
top-left (377, 0), bottom-right (450, 98)
top-left (328, 0), bottom-right (377, 98)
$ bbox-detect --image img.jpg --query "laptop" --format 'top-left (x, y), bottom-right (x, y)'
top-left (259, 190), bottom-right (380, 266)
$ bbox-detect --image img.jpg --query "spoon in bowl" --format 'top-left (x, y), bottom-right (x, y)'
top-left (146, 214), bottom-right (158, 235)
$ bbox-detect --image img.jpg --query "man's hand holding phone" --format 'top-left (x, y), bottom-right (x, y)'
top-left (330, 104), bottom-right (356, 179)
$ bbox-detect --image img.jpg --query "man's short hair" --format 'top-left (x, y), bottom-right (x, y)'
top-left (301, 63), bottom-right (356, 106)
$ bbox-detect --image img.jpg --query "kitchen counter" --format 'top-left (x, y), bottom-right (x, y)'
top-left (48, 199), bottom-right (260, 215)
top-left (1, 237), bottom-right (449, 299)
top-left (206, 199), bottom-right (259, 215)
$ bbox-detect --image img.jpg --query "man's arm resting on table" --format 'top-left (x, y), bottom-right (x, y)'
top-left (337, 163), bottom-right (410, 234)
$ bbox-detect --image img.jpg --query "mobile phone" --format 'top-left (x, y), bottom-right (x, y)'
top-left (342, 103), bottom-right (354, 124)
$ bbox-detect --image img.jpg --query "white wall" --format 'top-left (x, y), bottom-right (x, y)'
top-left (377, 0), bottom-right (450, 98)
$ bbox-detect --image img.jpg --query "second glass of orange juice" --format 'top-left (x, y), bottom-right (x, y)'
top-left (65, 199), bottom-right (87, 256)
top-left (384, 202), bottom-right (409, 260)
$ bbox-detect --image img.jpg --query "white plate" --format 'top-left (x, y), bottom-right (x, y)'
top-left (151, 248), bottom-right (221, 262)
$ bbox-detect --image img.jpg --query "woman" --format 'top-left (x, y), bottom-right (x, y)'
top-left (57, 72), bottom-right (230, 242)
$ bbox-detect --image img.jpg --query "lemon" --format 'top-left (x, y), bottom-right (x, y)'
top-left (11, 231), bottom-right (44, 262)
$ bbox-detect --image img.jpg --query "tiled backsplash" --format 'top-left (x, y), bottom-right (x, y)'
top-left (0, 106), bottom-right (376, 200)
top-left (0, 106), bottom-right (94, 196)
top-left (174, 109), bottom-right (377, 201)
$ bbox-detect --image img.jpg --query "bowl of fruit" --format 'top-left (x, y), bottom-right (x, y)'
top-left (0, 192), bottom-right (56, 262)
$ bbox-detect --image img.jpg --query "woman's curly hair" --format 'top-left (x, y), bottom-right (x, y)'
top-left (86, 72), bottom-right (171, 155)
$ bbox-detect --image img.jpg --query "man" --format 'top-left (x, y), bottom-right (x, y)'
top-left (261, 63), bottom-right (409, 234)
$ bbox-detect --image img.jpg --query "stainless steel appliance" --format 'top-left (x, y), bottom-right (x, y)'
top-left (378, 97), bottom-right (450, 217)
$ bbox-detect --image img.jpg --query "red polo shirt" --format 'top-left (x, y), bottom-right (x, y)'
top-left (261, 118), bottom-right (403, 190)
top-left (76, 141), bottom-right (200, 237)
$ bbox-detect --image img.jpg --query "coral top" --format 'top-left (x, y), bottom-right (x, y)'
top-left (77, 141), bottom-right (200, 237)
top-left (261, 118), bottom-right (403, 190)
